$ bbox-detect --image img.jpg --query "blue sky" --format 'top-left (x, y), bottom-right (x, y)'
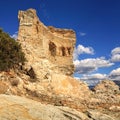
top-left (0, 0), bottom-right (120, 85)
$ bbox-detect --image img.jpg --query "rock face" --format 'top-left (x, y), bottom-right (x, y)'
top-left (0, 70), bottom-right (91, 111)
top-left (18, 9), bottom-right (76, 80)
top-left (0, 95), bottom-right (90, 120)
top-left (92, 80), bottom-right (120, 103)
top-left (0, 94), bottom-right (119, 120)
top-left (93, 80), bottom-right (120, 94)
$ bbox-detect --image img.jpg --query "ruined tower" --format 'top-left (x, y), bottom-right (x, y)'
top-left (18, 9), bottom-right (76, 81)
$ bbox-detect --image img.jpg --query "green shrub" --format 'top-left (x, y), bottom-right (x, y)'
top-left (0, 28), bottom-right (26, 71)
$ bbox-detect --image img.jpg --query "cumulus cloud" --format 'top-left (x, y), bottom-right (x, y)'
top-left (11, 31), bottom-right (18, 40)
top-left (76, 68), bottom-right (120, 86)
top-left (73, 44), bottom-right (94, 60)
top-left (73, 45), bottom-right (120, 86)
top-left (109, 67), bottom-right (120, 80)
top-left (80, 67), bottom-right (120, 86)
top-left (81, 73), bottom-right (107, 80)
top-left (74, 57), bottom-right (114, 74)
top-left (80, 73), bottom-right (107, 86)
top-left (79, 32), bottom-right (86, 36)
top-left (111, 54), bottom-right (120, 62)
top-left (111, 47), bottom-right (120, 55)
top-left (111, 47), bottom-right (120, 62)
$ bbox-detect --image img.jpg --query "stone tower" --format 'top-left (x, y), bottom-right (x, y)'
top-left (18, 9), bottom-right (76, 81)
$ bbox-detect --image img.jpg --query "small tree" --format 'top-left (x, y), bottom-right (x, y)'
top-left (0, 28), bottom-right (26, 71)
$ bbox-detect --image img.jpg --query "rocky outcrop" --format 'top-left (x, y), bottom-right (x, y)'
top-left (0, 70), bottom-right (91, 111)
top-left (0, 94), bottom-right (91, 120)
top-left (91, 80), bottom-right (120, 104)
top-left (87, 80), bottom-right (120, 113)
top-left (87, 110), bottom-right (116, 120)
top-left (0, 71), bottom-right (120, 120)
top-left (93, 80), bottom-right (120, 94)
top-left (18, 9), bottom-right (76, 81)
top-left (25, 75), bottom-right (87, 95)
top-left (0, 94), bottom-right (119, 120)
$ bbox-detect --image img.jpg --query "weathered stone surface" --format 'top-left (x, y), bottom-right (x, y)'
top-left (93, 80), bottom-right (120, 94)
top-left (23, 73), bottom-right (91, 111)
top-left (87, 110), bottom-right (116, 120)
top-left (109, 105), bottom-right (120, 111)
top-left (91, 80), bottom-right (120, 104)
top-left (0, 71), bottom-right (120, 120)
top-left (18, 8), bottom-right (76, 80)
top-left (0, 94), bottom-right (119, 120)
top-left (0, 70), bottom-right (91, 110)
top-left (0, 94), bottom-right (91, 120)
top-left (50, 73), bottom-right (91, 99)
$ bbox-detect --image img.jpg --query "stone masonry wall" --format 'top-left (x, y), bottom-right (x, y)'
top-left (17, 9), bottom-right (76, 81)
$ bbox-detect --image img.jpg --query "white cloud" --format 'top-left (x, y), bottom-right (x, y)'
top-left (74, 57), bottom-right (114, 74)
top-left (73, 44), bottom-right (94, 60)
top-left (77, 68), bottom-right (120, 86)
top-left (111, 47), bottom-right (120, 55)
top-left (80, 73), bottom-right (107, 86)
top-left (109, 67), bottom-right (120, 80)
top-left (73, 45), bottom-right (119, 86)
top-left (77, 45), bottom-right (94, 54)
top-left (11, 31), bottom-right (18, 40)
top-left (111, 54), bottom-right (120, 62)
top-left (111, 47), bottom-right (120, 62)
top-left (82, 73), bottom-right (107, 80)
top-left (79, 32), bottom-right (86, 36)
top-left (110, 67), bottom-right (120, 75)
top-left (74, 77), bottom-right (80, 80)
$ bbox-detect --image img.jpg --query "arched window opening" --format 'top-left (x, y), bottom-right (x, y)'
top-left (61, 47), bottom-right (66, 56)
top-left (67, 47), bottom-right (71, 55)
top-left (36, 26), bottom-right (39, 33)
top-left (49, 42), bottom-right (56, 56)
